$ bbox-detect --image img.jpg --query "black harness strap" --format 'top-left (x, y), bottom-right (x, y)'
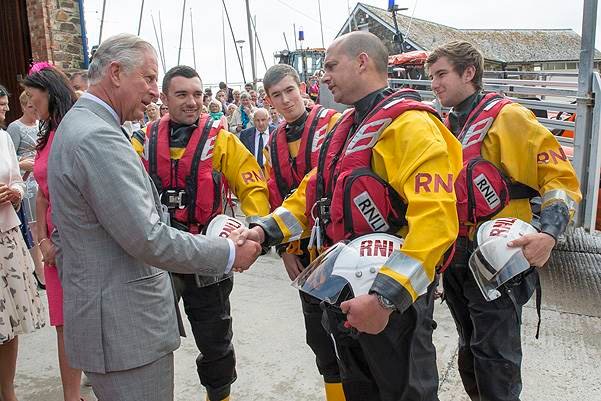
top-left (535, 275), bottom-right (542, 339)
top-left (509, 182), bottom-right (540, 200)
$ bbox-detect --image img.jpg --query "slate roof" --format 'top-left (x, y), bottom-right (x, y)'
top-left (342, 3), bottom-right (601, 63)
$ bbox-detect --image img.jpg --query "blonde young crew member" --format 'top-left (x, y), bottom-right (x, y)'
top-left (131, 65), bottom-right (269, 401)
top-left (426, 41), bottom-right (581, 401)
top-left (262, 64), bottom-right (345, 401)
top-left (236, 32), bottom-right (462, 401)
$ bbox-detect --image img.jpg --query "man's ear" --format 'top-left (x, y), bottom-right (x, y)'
top-left (108, 61), bottom-right (122, 87)
top-left (357, 52), bottom-right (370, 73)
top-left (159, 92), bottom-right (168, 107)
top-left (263, 96), bottom-right (272, 107)
top-left (462, 65), bottom-right (476, 84)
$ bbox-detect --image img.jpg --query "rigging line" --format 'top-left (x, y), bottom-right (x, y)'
top-left (403, 0), bottom-right (419, 42)
top-left (273, 0), bottom-right (320, 24)
top-left (274, 0), bottom-right (341, 34)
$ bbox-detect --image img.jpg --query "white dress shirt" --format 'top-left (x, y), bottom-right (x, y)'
top-left (254, 129), bottom-right (269, 161)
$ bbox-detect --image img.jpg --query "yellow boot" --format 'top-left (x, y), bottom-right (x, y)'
top-left (324, 382), bottom-right (346, 401)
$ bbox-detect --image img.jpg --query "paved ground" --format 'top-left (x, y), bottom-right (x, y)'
top-left (14, 248), bottom-right (601, 401)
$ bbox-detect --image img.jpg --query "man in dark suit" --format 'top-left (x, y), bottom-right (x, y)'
top-left (239, 108), bottom-right (273, 169)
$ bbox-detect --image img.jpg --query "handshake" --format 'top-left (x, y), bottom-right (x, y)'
top-left (229, 226), bottom-right (266, 273)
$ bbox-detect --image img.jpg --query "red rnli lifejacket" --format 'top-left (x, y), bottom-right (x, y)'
top-left (447, 93), bottom-right (538, 236)
top-left (144, 114), bottom-right (223, 232)
top-left (305, 89), bottom-right (439, 243)
top-left (267, 105), bottom-right (337, 210)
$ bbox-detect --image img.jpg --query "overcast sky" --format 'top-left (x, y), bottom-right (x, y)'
top-left (82, 0), bottom-right (600, 88)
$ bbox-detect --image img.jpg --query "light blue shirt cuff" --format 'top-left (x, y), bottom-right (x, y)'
top-left (224, 238), bottom-right (236, 273)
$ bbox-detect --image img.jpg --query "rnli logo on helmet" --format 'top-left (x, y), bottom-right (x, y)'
top-left (488, 218), bottom-right (516, 237)
top-left (359, 239), bottom-right (395, 257)
top-left (345, 118), bottom-right (393, 155)
top-left (353, 192), bottom-right (390, 232)
top-left (218, 218), bottom-right (243, 238)
top-left (311, 124), bottom-right (329, 152)
top-left (473, 173), bottom-right (501, 209)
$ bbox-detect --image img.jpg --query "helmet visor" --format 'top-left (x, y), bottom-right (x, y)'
top-left (468, 239), bottom-right (531, 301)
top-left (292, 242), bottom-right (357, 304)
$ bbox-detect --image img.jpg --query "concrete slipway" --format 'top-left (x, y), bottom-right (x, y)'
top-left (13, 232), bottom-right (601, 401)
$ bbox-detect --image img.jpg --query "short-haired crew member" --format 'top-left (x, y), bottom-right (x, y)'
top-left (132, 65), bottom-right (269, 401)
top-left (235, 31), bottom-right (463, 401)
top-left (426, 40), bottom-right (581, 401)
top-left (261, 63), bottom-right (345, 400)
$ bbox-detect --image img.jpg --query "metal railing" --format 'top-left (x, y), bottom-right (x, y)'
top-left (389, 78), bottom-right (578, 132)
top-left (484, 70), bottom-right (580, 79)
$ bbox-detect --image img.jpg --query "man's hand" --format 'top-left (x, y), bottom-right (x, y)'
top-left (231, 240), bottom-right (262, 272)
top-left (0, 184), bottom-right (20, 206)
top-left (507, 232), bottom-right (556, 267)
top-left (231, 226), bottom-right (265, 246)
top-left (281, 252), bottom-right (304, 281)
top-left (340, 294), bottom-right (393, 335)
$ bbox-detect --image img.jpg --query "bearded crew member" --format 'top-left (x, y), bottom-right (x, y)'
top-left (262, 64), bottom-right (345, 400)
top-left (131, 65), bottom-right (269, 401)
top-left (426, 41), bottom-right (581, 401)
top-left (237, 32), bottom-right (462, 401)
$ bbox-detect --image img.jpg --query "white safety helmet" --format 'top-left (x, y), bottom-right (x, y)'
top-left (469, 218), bottom-right (537, 301)
top-left (204, 214), bottom-right (246, 238)
top-left (292, 233), bottom-right (404, 304)
top-left (198, 214), bottom-right (246, 286)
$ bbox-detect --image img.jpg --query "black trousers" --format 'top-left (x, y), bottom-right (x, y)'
top-left (322, 284), bottom-right (440, 401)
top-left (174, 274), bottom-right (236, 401)
top-left (300, 291), bottom-right (343, 383)
top-left (443, 239), bottom-right (539, 401)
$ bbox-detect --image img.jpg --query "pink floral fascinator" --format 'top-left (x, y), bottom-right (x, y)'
top-left (28, 61), bottom-right (54, 76)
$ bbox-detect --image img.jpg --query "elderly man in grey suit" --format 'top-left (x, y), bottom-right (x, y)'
top-left (47, 33), bottom-right (262, 401)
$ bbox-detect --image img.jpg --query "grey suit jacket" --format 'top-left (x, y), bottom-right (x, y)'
top-left (48, 97), bottom-right (231, 373)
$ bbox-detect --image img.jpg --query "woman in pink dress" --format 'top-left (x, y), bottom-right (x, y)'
top-left (25, 63), bottom-right (83, 401)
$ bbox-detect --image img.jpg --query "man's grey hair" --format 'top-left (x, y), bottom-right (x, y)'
top-left (88, 33), bottom-right (157, 85)
top-left (253, 108), bottom-right (269, 119)
top-left (240, 91), bottom-right (251, 100)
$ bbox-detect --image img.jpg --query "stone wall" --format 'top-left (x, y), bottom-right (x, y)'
top-left (25, 0), bottom-right (85, 71)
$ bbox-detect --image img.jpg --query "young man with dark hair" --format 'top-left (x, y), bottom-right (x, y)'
top-left (132, 65), bottom-right (269, 401)
top-left (426, 40), bottom-right (581, 401)
top-left (237, 31), bottom-right (463, 401)
top-left (262, 63), bottom-right (344, 400)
